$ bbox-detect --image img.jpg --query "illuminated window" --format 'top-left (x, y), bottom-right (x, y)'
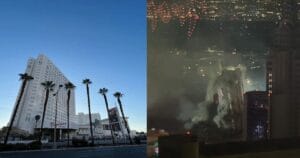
top-left (268, 90), bottom-right (272, 93)
top-left (269, 85), bottom-right (272, 88)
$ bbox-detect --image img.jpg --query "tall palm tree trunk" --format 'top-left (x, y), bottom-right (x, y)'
top-left (67, 90), bottom-right (70, 146)
top-left (86, 84), bottom-right (94, 145)
top-left (117, 98), bottom-right (133, 144)
top-left (104, 94), bottom-right (115, 145)
top-left (39, 89), bottom-right (49, 142)
top-left (64, 82), bottom-right (75, 146)
top-left (4, 80), bottom-right (27, 145)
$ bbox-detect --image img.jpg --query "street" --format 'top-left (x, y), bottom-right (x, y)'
top-left (0, 145), bottom-right (146, 158)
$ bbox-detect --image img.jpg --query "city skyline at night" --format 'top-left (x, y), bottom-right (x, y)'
top-left (148, 0), bottom-right (300, 139)
top-left (147, 0), bottom-right (300, 38)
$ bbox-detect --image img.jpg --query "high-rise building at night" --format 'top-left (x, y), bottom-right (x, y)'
top-left (268, 0), bottom-right (300, 139)
top-left (8, 54), bottom-right (76, 134)
top-left (244, 91), bottom-right (268, 141)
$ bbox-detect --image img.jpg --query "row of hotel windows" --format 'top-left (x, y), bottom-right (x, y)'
top-left (268, 72), bottom-right (272, 96)
top-left (23, 113), bottom-right (70, 123)
top-left (23, 106), bottom-right (75, 123)
top-left (35, 59), bottom-right (68, 84)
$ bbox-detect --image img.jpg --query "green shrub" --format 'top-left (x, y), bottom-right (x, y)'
top-left (72, 139), bottom-right (88, 147)
top-left (0, 143), bottom-right (27, 151)
top-left (28, 141), bottom-right (42, 149)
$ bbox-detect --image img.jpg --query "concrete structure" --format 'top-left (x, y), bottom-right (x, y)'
top-left (76, 113), bottom-right (103, 137)
top-left (106, 107), bottom-right (130, 137)
top-left (8, 54), bottom-right (76, 134)
top-left (244, 91), bottom-right (268, 141)
top-left (268, 0), bottom-right (300, 139)
top-left (101, 117), bottom-right (130, 138)
top-left (75, 107), bottom-right (133, 139)
top-left (0, 145), bottom-right (147, 158)
top-left (76, 112), bottom-right (101, 126)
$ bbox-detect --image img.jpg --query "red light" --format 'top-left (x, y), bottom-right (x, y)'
top-left (147, 0), bottom-right (207, 38)
top-left (186, 131), bottom-right (191, 135)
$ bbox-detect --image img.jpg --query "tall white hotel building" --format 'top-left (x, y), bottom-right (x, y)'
top-left (9, 54), bottom-right (76, 134)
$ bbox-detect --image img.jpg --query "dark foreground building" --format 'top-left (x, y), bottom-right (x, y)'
top-left (244, 91), bottom-right (268, 140)
top-left (158, 135), bottom-right (300, 158)
top-left (267, 0), bottom-right (300, 139)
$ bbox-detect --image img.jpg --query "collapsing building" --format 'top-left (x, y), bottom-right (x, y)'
top-left (209, 68), bottom-right (244, 132)
top-left (184, 67), bottom-right (245, 142)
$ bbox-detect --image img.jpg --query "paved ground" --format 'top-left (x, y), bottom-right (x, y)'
top-left (214, 148), bottom-right (300, 158)
top-left (0, 145), bottom-right (146, 158)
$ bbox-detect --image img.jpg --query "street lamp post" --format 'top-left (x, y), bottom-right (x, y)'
top-left (53, 84), bottom-right (63, 149)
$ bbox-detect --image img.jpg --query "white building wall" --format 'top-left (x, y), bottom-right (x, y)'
top-left (9, 54), bottom-right (76, 134)
top-left (75, 113), bottom-right (102, 137)
top-left (76, 112), bottom-right (101, 125)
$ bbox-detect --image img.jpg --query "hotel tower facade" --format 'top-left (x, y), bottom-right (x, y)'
top-left (8, 54), bottom-right (76, 134)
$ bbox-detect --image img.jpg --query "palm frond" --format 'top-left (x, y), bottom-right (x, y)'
top-left (113, 92), bottom-right (123, 98)
top-left (82, 79), bottom-right (92, 84)
top-left (65, 82), bottom-right (75, 90)
top-left (19, 73), bottom-right (34, 80)
top-left (99, 88), bottom-right (108, 95)
top-left (41, 81), bottom-right (56, 90)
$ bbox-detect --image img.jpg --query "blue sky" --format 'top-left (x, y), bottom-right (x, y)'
top-left (0, 0), bottom-right (146, 131)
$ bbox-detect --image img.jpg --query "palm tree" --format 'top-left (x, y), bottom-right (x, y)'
top-left (65, 82), bottom-right (75, 146)
top-left (53, 84), bottom-right (63, 149)
top-left (113, 92), bottom-right (133, 144)
top-left (39, 81), bottom-right (55, 142)
top-left (4, 73), bottom-right (33, 145)
top-left (82, 79), bottom-right (94, 146)
top-left (99, 88), bottom-right (115, 145)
